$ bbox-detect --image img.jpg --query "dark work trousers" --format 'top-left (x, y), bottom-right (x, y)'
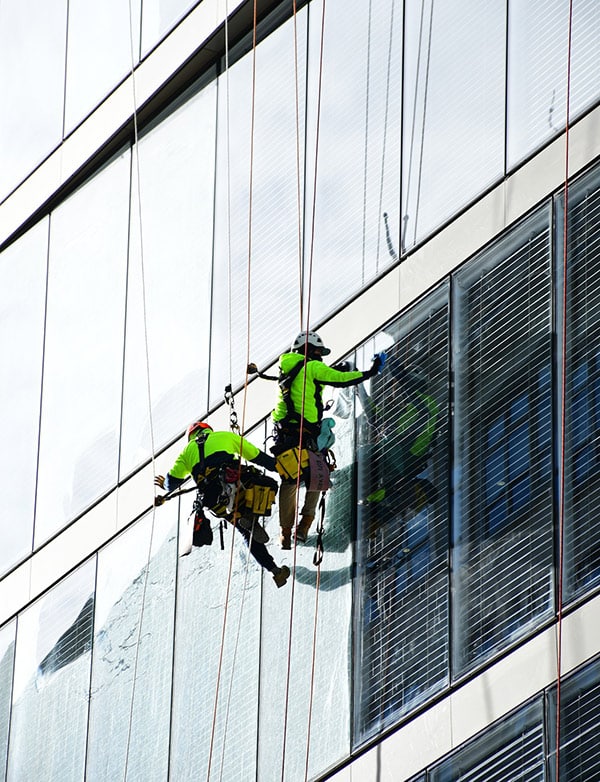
top-left (235, 525), bottom-right (277, 573)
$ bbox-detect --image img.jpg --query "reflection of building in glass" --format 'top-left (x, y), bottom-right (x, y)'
top-left (2, 2), bottom-right (600, 780)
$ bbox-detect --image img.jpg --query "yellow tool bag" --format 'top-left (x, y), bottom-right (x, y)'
top-left (275, 447), bottom-right (310, 481)
top-left (239, 467), bottom-right (278, 516)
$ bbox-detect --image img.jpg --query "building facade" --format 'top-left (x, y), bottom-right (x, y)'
top-left (1, 0), bottom-right (600, 780)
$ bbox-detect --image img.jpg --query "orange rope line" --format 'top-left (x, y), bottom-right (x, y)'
top-left (206, 2), bottom-right (259, 778)
top-left (293, 0), bottom-right (304, 330)
top-left (555, 1), bottom-right (573, 777)
top-left (280, 0), bottom-right (328, 777)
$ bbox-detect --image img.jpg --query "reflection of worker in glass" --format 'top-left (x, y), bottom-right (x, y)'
top-left (363, 357), bottom-right (438, 525)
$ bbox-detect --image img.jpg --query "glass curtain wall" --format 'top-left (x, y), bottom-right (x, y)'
top-left (63, 0), bottom-right (141, 134)
top-left (0, 220), bottom-right (48, 575)
top-left (507, 0), bottom-right (600, 169)
top-left (0, 0), bottom-right (67, 202)
top-left (34, 151), bottom-right (130, 547)
top-left (355, 283), bottom-right (450, 741)
top-left (86, 507), bottom-right (177, 780)
top-left (452, 207), bottom-right (554, 676)
top-left (258, 400), bottom-right (355, 780)
top-left (562, 167), bottom-right (600, 601)
top-left (306, 0), bottom-right (403, 320)
top-left (209, 10), bottom-right (308, 405)
top-left (120, 77), bottom-right (217, 478)
top-left (6, 561), bottom-right (95, 781)
top-left (170, 422), bottom-right (266, 781)
top-left (402, 0), bottom-right (505, 249)
top-left (0, 622), bottom-right (16, 779)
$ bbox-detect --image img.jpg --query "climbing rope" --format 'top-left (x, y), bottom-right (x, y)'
top-left (122, 4), bottom-right (161, 780)
top-left (207, 1), bottom-right (262, 777)
top-left (279, 1), bottom-right (329, 778)
top-left (556, 1), bottom-right (574, 777)
top-left (402, 0), bottom-right (434, 252)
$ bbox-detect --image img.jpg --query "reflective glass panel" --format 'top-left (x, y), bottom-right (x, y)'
top-left (452, 208), bottom-right (554, 676)
top-left (86, 508), bottom-right (177, 781)
top-left (7, 560), bottom-right (95, 781)
top-left (548, 655), bottom-right (600, 780)
top-left (562, 167), bottom-right (600, 601)
top-left (0, 622), bottom-right (16, 778)
top-left (306, 0), bottom-right (402, 322)
top-left (170, 423), bottom-right (265, 779)
top-left (34, 151), bottom-right (130, 546)
top-left (141, 0), bottom-right (196, 55)
top-left (0, 220), bottom-right (47, 574)
top-left (258, 408), bottom-right (354, 780)
top-left (64, 0), bottom-right (142, 133)
top-left (120, 82), bottom-right (216, 477)
top-left (355, 283), bottom-right (450, 742)
top-left (507, 0), bottom-right (600, 169)
top-left (210, 14), bottom-right (309, 406)
top-left (430, 698), bottom-right (544, 781)
top-left (0, 0), bottom-right (67, 201)
top-left (402, 0), bottom-right (505, 248)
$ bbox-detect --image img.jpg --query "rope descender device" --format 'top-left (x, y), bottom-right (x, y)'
top-left (224, 384), bottom-right (241, 434)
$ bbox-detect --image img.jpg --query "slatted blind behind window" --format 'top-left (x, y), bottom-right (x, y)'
top-left (453, 210), bottom-right (554, 676)
top-left (558, 660), bottom-right (600, 780)
top-left (430, 699), bottom-right (545, 782)
top-left (564, 171), bottom-right (600, 601)
top-left (355, 283), bottom-right (450, 743)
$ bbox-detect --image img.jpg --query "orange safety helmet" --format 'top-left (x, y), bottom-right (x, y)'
top-left (187, 421), bottom-right (213, 440)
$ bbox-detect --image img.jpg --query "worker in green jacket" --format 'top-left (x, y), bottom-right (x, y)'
top-left (363, 361), bottom-right (438, 524)
top-left (155, 421), bottom-right (290, 587)
top-left (272, 330), bottom-right (386, 548)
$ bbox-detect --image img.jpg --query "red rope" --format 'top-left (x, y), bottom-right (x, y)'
top-left (556, 1), bottom-right (573, 777)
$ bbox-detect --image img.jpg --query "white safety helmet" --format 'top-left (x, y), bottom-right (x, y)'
top-left (291, 330), bottom-right (331, 356)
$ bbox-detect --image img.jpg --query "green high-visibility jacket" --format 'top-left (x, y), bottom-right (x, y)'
top-left (272, 352), bottom-right (368, 426)
top-left (166, 431), bottom-right (264, 490)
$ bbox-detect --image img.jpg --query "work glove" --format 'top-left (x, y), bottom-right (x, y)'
top-left (154, 475), bottom-right (165, 489)
top-left (154, 494), bottom-right (166, 507)
top-left (366, 351), bottom-right (387, 377)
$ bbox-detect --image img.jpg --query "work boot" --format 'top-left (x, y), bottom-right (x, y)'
top-left (279, 528), bottom-right (292, 550)
top-left (272, 565), bottom-right (291, 588)
top-left (295, 515), bottom-right (314, 543)
top-left (237, 515), bottom-right (269, 544)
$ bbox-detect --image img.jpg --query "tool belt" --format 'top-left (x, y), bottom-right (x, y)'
top-left (201, 464), bottom-right (278, 519)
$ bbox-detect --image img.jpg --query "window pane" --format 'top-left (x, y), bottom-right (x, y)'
top-left (306, 0), bottom-right (403, 320)
top-left (86, 509), bottom-right (176, 780)
top-left (0, 622), bottom-right (16, 778)
top-left (548, 656), bottom-right (600, 781)
top-left (64, 0), bottom-right (141, 132)
top-left (0, 220), bottom-right (47, 574)
top-left (170, 424), bottom-right (264, 780)
top-left (120, 83), bottom-right (216, 477)
top-left (34, 152), bottom-right (130, 545)
top-left (355, 282), bottom-right (450, 741)
top-left (258, 406), bottom-right (355, 777)
top-left (7, 561), bottom-right (95, 781)
top-left (564, 167), bottom-right (600, 600)
top-left (141, 0), bottom-right (195, 55)
top-left (0, 0), bottom-right (67, 200)
top-left (507, 0), bottom-right (600, 168)
top-left (210, 13), bottom-right (309, 406)
top-left (453, 208), bottom-right (554, 676)
top-left (430, 698), bottom-right (544, 782)
top-left (403, 0), bottom-right (505, 248)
